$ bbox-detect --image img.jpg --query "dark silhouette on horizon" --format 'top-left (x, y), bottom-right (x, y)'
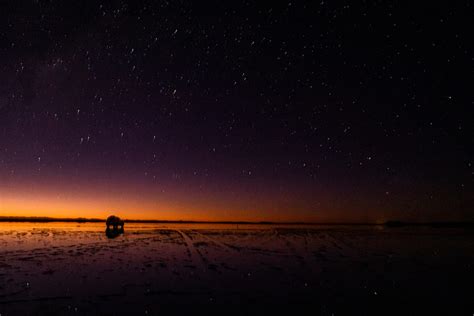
top-left (105, 215), bottom-right (124, 239)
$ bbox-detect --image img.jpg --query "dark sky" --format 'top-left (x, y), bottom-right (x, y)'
top-left (0, 1), bottom-right (472, 222)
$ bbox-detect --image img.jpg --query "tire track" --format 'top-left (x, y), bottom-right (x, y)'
top-left (174, 230), bottom-right (206, 272)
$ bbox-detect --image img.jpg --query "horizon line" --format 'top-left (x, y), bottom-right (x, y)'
top-left (1, 216), bottom-right (474, 227)
top-left (0, 215), bottom-right (369, 225)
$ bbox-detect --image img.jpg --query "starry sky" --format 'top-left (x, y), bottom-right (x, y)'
top-left (0, 1), bottom-right (472, 222)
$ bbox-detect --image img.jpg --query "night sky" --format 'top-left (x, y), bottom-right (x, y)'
top-left (0, 2), bottom-right (472, 222)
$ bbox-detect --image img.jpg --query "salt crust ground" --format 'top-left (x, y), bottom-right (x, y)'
top-left (0, 223), bottom-right (473, 315)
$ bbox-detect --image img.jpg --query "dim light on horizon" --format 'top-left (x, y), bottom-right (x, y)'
top-left (0, 188), bottom-right (327, 222)
top-left (0, 186), bottom-right (400, 224)
top-left (2, 177), bottom-right (466, 223)
top-left (0, 175), bottom-right (333, 222)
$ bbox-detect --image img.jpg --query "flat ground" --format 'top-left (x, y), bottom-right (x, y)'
top-left (0, 223), bottom-right (473, 315)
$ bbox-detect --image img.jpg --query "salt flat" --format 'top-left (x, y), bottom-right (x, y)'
top-left (0, 223), bottom-right (473, 315)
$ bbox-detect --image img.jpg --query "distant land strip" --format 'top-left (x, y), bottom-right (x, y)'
top-left (0, 217), bottom-right (473, 228)
top-left (0, 216), bottom-right (357, 225)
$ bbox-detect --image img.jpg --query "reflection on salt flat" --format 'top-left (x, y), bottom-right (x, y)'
top-left (0, 222), bottom-right (357, 251)
top-left (0, 222), bottom-right (473, 314)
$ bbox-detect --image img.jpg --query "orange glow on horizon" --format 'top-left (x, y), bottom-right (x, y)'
top-left (0, 186), bottom-right (327, 222)
top-left (0, 172), bottom-right (333, 222)
top-left (0, 173), bottom-right (434, 223)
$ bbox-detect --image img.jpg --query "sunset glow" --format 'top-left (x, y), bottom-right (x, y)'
top-left (0, 2), bottom-right (471, 224)
top-left (1, 2), bottom-right (472, 315)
